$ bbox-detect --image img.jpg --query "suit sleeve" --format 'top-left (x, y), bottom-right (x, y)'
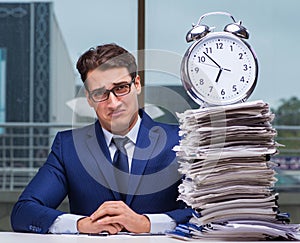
top-left (165, 207), bottom-right (195, 224)
top-left (11, 132), bottom-right (69, 233)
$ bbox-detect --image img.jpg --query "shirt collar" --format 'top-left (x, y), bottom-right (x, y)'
top-left (102, 115), bottom-right (141, 147)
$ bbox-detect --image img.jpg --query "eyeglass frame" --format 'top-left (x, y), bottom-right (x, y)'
top-left (85, 77), bottom-right (136, 103)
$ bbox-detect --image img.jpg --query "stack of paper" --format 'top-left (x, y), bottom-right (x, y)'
top-left (168, 100), bottom-right (300, 240)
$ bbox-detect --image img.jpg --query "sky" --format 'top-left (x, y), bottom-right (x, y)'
top-left (2, 0), bottom-right (300, 109)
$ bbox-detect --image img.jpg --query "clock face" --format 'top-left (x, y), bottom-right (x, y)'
top-left (181, 32), bottom-right (258, 106)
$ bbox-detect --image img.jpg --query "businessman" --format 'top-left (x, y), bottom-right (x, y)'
top-left (11, 43), bottom-right (193, 234)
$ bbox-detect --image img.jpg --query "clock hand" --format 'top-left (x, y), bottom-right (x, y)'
top-left (215, 68), bottom-right (223, 83)
top-left (203, 52), bottom-right (221, 68)
top-left (203, 52), bottom-right (232, 72)
top-left (200, 62), bottom-right (220, 69)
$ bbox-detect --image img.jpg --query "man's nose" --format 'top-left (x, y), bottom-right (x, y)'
top-left (107, 92), bottom-right (120, 105)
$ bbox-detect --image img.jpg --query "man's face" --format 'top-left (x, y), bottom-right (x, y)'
top-left (85, 67), bottom-right (141, 135)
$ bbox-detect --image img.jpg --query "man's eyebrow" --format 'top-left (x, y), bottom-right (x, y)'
top-left (113, 80), bottom-right (130, 85)
top-left (90, 86), bottom-right (106, 92)
top-left (89, 80), bottom-right (130, 92)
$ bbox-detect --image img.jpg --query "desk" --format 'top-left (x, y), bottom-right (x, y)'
top-left (0, 232), bottom-right (296, 243)
top-left (1, 232), bottom-right (176, 243)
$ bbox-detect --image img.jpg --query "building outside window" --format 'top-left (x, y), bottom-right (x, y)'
top-left (0, 48), bottom-right (6, 134)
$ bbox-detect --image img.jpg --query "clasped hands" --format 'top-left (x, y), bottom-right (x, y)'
top-left (77, 201), bottom-right (151, 235)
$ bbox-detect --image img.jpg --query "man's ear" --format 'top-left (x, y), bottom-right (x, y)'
top-left (134, 75), bottom-right (142, 95)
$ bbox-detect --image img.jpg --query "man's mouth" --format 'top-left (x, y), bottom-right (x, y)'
top-left (110, 109), bottom-right (125, 117)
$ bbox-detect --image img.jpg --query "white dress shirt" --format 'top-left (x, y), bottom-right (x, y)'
top-left (49, 116), bottom-right (176, 234)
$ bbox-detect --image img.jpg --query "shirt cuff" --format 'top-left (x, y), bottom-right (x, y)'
top-left (144, 213), bottom-right (176, 234)
top-left (48, 214), bottom-right (85, 234)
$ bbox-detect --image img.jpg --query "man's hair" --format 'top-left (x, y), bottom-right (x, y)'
top-left (76, 43), bottom-right (137, 82)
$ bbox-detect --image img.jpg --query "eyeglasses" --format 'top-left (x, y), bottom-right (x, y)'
top-left (86, 78), bottom-right (135, 103)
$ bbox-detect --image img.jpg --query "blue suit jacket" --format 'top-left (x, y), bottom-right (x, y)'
top-left (11, 110), bottom-right (193, 233)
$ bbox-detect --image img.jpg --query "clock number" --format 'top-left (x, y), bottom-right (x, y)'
top-left (239, 53), bottom-right (243, 59)
top-left (209, 86), bottom-right (213, 92)
top-left (240, 76), bottom-right (245, 82)
top-left (199, 79), bottom-right (204, 85)
top-left (243, 64), bottom-right (248, 71)
top-left (216, 42), bottom-right (223, 49)
top-left (195, 67), bottom-right (199, 73)
top-left (221, 89), bottom-right (225, 96)
top-left (198, 56), bottom-right (205, 63)
top-left (230, 45), bottom-right (234, 52)
top-left (205, 47), bottom-right (212, 54)
top-left (232, 85), bottom-right (237, 92)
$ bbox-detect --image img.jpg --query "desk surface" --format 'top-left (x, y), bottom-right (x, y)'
top-left (0, 232), bottom-right (297, 243)
top-left (1, 232), bottom-right (178, 243)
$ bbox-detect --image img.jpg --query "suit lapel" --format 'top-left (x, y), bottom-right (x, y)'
top-left (85, 122), bottom-right (122, 200)
top-left (126, 112), bottom-right (160, 205)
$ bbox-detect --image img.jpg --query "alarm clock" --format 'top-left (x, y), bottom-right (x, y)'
top-left (181, 12), bottom-right (258, 107)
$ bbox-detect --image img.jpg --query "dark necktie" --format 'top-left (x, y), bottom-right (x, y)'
top-left (112, 137), bottom-right (130, 199)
